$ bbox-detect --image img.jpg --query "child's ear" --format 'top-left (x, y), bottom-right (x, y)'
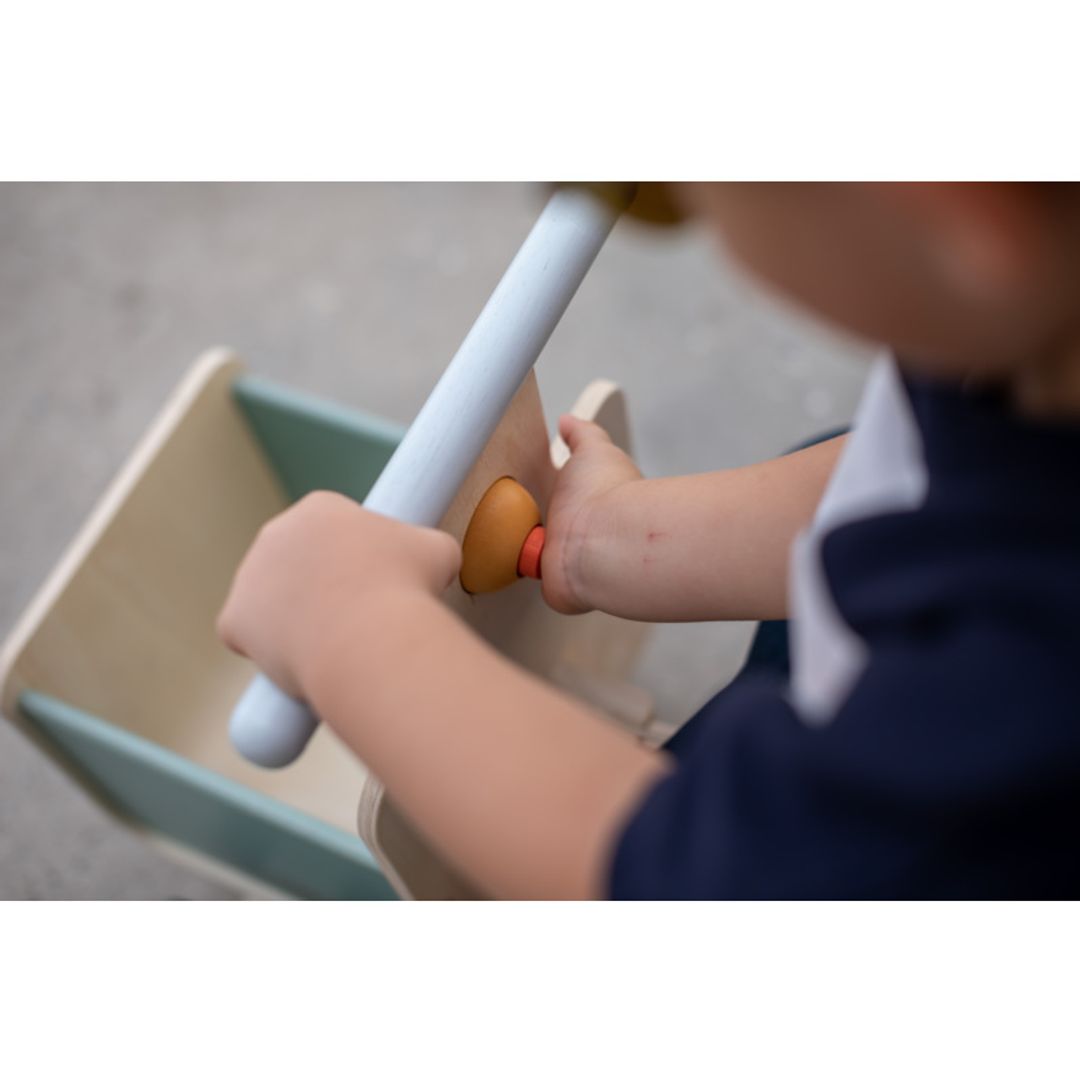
top-left (875, 183), bottom-right (1057, 302)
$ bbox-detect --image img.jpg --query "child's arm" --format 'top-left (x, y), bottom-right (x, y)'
top-left (542, 418), bottom-right (845, 621)
top-left (217, 493), bottom-right (669, 899)
top-left (218, 430), bottom-right (843, 897)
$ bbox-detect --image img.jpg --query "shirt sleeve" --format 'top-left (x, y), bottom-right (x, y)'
top-left (609, 620), bottom-right (1080, 899)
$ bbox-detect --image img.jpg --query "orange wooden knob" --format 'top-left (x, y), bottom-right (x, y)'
top-left (517, 525), bottom-right (545, 581)
top-left (459, 477), bottom-right (543, 594)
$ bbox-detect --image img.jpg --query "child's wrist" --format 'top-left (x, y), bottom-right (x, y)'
top-left (297, 586), bottom-right (442, 715)
top-left (568, 481), bottom-right (640, 613)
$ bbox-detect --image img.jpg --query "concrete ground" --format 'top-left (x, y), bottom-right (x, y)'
top-left (0, 184), bottom-right (870, 899)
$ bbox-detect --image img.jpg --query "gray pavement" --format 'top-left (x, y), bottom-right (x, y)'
top-left (0, 183), bottom-right (870, 898)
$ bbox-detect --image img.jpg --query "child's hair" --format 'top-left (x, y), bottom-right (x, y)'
top-left (671, 183), bottom-right (1080, 394)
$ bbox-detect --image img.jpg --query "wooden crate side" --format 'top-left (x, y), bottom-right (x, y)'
top-left (20, 691), bottom-right (394, 900)
top-left (232, 375), bottom-right (404, 504)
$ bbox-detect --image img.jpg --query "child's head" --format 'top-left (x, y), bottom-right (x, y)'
top-left (674, 184), bottom-right (1080, 402)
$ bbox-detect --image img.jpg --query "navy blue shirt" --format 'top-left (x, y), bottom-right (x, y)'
top-left (610, 369), bottom-right (1080, 898)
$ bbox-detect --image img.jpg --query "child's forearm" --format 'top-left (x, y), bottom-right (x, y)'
top-left (577, 435), bottom-right (846, 621)
top-left (305, 591), bottom-right (670, 899)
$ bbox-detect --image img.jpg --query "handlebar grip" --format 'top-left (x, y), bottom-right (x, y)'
top-left (228, 183), bottom-right (633, 768)
top-left (228, 673), bottom-right (319, 768)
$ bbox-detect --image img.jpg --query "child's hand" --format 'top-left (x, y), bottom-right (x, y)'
top-left (542, 415), bottom-right (643, 614)
top-left (217, 492), bottom-right (461, 700)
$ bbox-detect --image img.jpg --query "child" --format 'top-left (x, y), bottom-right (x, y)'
top-left (218, 183), bottom-right (1080, 899)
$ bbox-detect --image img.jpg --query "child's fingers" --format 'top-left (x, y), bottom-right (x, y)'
top-left (215, 583), bottom-right (250, 658)
top-left (419, 527), bottom-right (463, 593)
top-left (559, 414), bottom-right (613, 453)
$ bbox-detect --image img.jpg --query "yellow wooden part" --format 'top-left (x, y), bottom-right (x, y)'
top-left (459, 477), bottom-right (541, 594)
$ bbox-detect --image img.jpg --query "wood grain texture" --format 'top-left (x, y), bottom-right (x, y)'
top-left (0, 353), bottom-right (651, 900)
top-left (0, 351), bottom-right (372, 842)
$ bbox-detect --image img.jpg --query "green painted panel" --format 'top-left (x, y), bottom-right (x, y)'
top-left (20, 691), bottom-right (396, 900)
top-left (16, 376), bottom-right (410, 898)
top-left (232, 375), bottom-right (405, 503)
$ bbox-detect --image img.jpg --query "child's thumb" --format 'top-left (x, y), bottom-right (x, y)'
top-left (559, 414), bottom-right (612, 453)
